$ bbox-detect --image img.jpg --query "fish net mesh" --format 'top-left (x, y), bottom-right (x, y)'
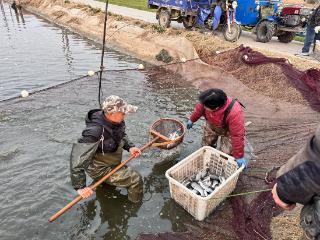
top-left (150, 118), bottom-right (185, 150)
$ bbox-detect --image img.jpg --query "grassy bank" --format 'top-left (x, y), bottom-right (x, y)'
top-left (99, 0), bottom-right (155, 12)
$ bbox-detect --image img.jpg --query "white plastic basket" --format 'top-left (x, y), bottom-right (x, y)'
top-left (165, 146), bottom-right (244, 221)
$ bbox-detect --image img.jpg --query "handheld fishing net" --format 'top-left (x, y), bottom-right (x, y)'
top-left (149, 118), bottom-right (186, 150)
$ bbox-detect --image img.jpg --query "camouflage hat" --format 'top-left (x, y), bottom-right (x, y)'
top-left (102, 95), bottom-right (138, 114)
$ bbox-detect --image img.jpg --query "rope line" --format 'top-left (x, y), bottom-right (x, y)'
top-left (210, 188), bottom-right (272, 200)
top-left (0, 57), bottom-right (201, 104)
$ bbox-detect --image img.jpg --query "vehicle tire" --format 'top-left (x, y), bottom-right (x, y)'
top-left (256, 20), bottom-right (275, 43)
top-left (222, 22), bottom-right (241, 42)
top-left (158, 9), bottom-right (171, 28)
top-left (278, 32), bottom-right (295, 43)
top-left (182, 16), bottom-right (195, 30)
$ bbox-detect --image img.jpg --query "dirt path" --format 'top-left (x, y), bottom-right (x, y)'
top-left (70, 0), bottom-right (320, 61)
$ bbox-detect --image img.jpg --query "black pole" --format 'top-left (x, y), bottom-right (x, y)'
top-left (98, 0), bottom-right (109, 107)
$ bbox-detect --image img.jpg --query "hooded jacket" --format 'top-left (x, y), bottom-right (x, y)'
top-left (276, 125), bottom-right (320, 205)
top-left (78, 109), bottom-right (134, 152)
top-left (309, 5), bottom-right (320, 27)
top-left (70, 109), bottom-right (135, 190)
top-left (189, 97), bottom-right (245, 158)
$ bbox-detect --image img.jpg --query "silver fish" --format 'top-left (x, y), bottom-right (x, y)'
top-left (203, 176), bottom-right (211, 186)
top-left (198, 180), bottom-right (213, 194)
top-left (168, 131), bottom-right (179, 140)
top-left (203, 190), bottom-right (208, 197)
top-left (189, 175), bottom-right (196, 182)
top-left (204, 180), bottom-right (212, 188)
top-left (200, 169), bottom-right (208, 179)
top-left (211, 180), bottom-right (219, 189)
top-left (191, 182), bottom-right (205, 197)
top-left (210, 174), bottom-right (220, 181)
top-left (219, 176), bottom-right (226, 183)
top-left (195, 171), bottom-right (202, 181)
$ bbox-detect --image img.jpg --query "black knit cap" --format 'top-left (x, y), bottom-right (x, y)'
top-left (199, 88), bottom-right (227, 109)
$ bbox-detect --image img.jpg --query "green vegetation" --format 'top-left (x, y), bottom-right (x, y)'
top-left (294, 35), bottom-right (305, 43)
top-left (151, 24), bottom-right (165, 33)
top-left (88, 5), bottom-right (102, 14)
top-left (99, 0), bottom-right (156, 12)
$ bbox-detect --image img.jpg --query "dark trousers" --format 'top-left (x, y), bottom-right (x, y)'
top-left (302, 25), bottom-right (316, 53)
top-left (300, 197), bottom-right (320, 239)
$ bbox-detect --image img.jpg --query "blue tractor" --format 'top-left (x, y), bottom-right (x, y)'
top-left (236, 0), bottom-right (311, 43)
top-left (148, 0), bottom-right (242, 42)
top-left (148, 0), bottom-right (311, 43)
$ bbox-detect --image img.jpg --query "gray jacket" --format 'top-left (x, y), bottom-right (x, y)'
top-left (276, 125), bottom-right (320, 205)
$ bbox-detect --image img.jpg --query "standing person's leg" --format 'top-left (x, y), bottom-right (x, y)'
top-left (302, 25), bottom-right (316, 54)
top-left (202, 122), bottom-right (219, 147)
top-left (105, 166), bottom-right (143, 203)
top-left (219, 135), bottom-right (232, 155)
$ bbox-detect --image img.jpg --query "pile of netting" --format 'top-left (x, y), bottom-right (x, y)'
top-left (200, 45), bottom-right (320, 112)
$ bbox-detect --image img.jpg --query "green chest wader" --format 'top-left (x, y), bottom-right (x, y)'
top-left (86, 142), bottom-right (124, 181)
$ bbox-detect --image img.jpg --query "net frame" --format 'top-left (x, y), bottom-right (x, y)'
top-left (149, 118), bottom-right (186, 150)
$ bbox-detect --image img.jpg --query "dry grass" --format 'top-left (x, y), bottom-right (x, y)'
top-left (200, 48), bottom-right (309, 105)
top-left (271, 207), bottom-right (304, 240)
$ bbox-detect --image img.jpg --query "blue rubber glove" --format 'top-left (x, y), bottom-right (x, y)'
top-left (236, 158), bottom-right (248, 168)
top-left (186, 120), bottom-right (193, 130)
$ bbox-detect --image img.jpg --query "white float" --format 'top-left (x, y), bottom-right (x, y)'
top-left (87, 70), bottom-right (95, 76)
top-left (138, 64), bottom-right (145, 70)
top-left (21, 90), bottom-right (29, 98)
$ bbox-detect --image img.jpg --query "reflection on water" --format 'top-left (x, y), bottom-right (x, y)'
top-left (61, 28), bottom-right (74, 75)
top-left (10, 1), bottom-right (25, 25)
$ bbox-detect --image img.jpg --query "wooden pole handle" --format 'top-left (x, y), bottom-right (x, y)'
top-left (48, 136), bottom-right (160, 222)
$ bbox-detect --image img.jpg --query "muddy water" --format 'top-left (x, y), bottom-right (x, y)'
top-left (0, 2), bottom-right (206, 239)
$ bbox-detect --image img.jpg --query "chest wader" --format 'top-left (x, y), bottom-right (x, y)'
top-left (87, 141), bottom-right (143, 203)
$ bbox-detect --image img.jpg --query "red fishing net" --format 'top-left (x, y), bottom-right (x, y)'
top-left (238, 45), bottom-right (320, 112)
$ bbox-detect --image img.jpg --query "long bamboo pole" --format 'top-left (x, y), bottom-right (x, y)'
top-left (98, 0), bottom-right (109, 106)
top-left (49, 136), bottom-right (160, 222)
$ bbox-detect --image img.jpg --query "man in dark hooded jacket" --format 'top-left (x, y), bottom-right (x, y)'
top-left (70, 95), bottom-right (143, 203)
top-left (272, 125), bottom-right (320, 239)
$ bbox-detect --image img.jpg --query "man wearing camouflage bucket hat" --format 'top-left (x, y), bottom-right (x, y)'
top-left (70, 95), bottom-right (143, 203)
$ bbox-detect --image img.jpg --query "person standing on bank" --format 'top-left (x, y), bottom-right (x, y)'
top-left (70, 95), bottom-right (143, 203)
top-left (272, 125), bottom-right (320, 240)
top-left (186, 88), bottom-right (249, 168)
top-left (298, 3), bottom-right (320, 56)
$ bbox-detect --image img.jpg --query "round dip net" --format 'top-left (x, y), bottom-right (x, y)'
top-left (149, 118), bottom-right (186, 150)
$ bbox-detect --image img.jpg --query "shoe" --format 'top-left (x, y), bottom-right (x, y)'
top-left (296, 52), bottom-right (310, 56)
